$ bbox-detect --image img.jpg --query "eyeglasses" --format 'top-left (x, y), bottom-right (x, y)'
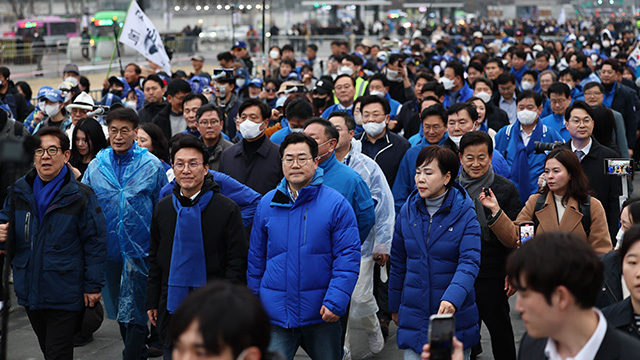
top-left (198, 119), bottom-right (220, 127)
top-left (584, 91), bottom-right (602, 97)
top-left (109, 127), bottom-right (132, 136)
top-left (550, 98), bottom-right (568, 105)
top-left (362, 112), bottom-right (384, 121)
top-left (174, 162), bottom-right (203, 172)
top-left (423, 124), bottom-right (443, 132)
top-left (282, 156), bottom-right (313, 166)
top-left (265, 88), bottom-right (277, 92)
top-left (35, 146), bottom-right (62, 157)
top-left (568, 117), bottom-right (593, 125)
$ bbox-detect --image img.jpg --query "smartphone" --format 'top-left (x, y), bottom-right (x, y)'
top-left (519, 221), bottom-right (535, 243)
top-left (428, 314), bottom-right (455, 360)
top-left (604, 158), bottom-right (634, 175)
top-left (483, 187), bottom-right (491, 197)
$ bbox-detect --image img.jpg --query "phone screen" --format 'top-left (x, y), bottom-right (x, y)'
top-left (605, 158), bottom-right (633, 175)
top-left (520, 224), bottom-right (534, 243)
top-left (429, 314), bottom-right (455, 360)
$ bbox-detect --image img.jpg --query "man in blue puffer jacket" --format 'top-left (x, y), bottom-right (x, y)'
top-left (247, 133), bottom-right (361, 360)
top-left (0, 127), bottom-right (107, 359)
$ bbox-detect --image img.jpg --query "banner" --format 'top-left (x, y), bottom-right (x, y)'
top-left (119, 0), bottom-right (171, 74)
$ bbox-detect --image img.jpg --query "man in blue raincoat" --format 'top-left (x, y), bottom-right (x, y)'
top-left (83, 107), bottom-right (168, 360)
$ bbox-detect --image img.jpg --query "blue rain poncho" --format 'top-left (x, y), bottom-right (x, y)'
top-left (83, 143), bottom-right (168, 324)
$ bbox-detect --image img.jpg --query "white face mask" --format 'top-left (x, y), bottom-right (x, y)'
top-left (37, 101), bottom-right (46, 110)
top-left (44, 104), bottom-right (60, 118)
top-left (369, 90), bottom-right (385, 98)
top-left (236, 79), bottom-right (246, 88)
top-left (363, 121), bottom-right (386, 137)
top-left (269, 50), bottom-right (280, 59)
top-left (611, 52), bottom-right (618, 58)
top-left (521, 81), bottom-right (535, 91)
top-left (339, 66), bottom-right (354, 76)
top-left (592, 44), bottom-right (601, 51)
top-left (354, 113), bottom-right (363, 126)
top-left (385, 68), bottom-right (403, 82)
top-left (449, 135), bottom-right (462, 147)
top-left (290, 127), bottom-right (304, 133)
top-left (616, 228), bottom-right (624, 246)
top-left (439, 76), bottom-right (455, 90)
top-left (475, 91), bottom-right (491, 103)
top-left (517, 109), bottom-right (538, 125)
top-left (125, 100), bottom-right (137, 110)
top-left (440, 60), bottom-right (448, 69)
top-left (602, 40), bottom-right (611, 48)
top-left (239, 120), bottom-right (264, 139)
top-left (565, 83), bottom-right (573, 91)
top-left (549, 58), bottom-right (556, 67)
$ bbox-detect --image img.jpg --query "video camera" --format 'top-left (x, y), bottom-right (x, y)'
top-left (533, 141), bottom-right (565, 154)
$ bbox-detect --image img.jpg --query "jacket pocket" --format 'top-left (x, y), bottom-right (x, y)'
top-left (10, 253), bottom-right (29, 302)
top-left (42, 256), bottom-right (83, 305)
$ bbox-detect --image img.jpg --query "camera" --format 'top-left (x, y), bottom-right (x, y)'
top-left (212, 69), bottom-right (235, 82)
top-left (533, 141), bottom-right (564, 153)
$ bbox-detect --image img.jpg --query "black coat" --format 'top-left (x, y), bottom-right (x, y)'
top-left (146, 174), bottom-right (247, 344)
top-left (563, 139), bottom-right (622, 242)
top-left (518, 323), bottom-right (640, 360)
top-left (393, 99), bottom-right (420, 139)
top-left (218, 135), bottom-right (283, 195)
top-left (356, 130), bottom-right (410, 188)
top-left (151, 103), bottom-right (174, 142)
top-left (602, 297), bottom-right (640, 342)
top-left (610, 82), bottom-right (639, 150)
top-left (478, 174), bottom-right (521, 278)
top-left (596, 250), bottom-right (623, 309)
top-left (138, 100), bottom-right (169, 125)
top-left (485, 102), bottom-right (510, 133)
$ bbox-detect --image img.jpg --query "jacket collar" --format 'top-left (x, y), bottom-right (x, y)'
top-left (535, 191), bottom-right (584, 233)
top-left (605, 297), bottom-right (634, 329)
top-left (172, 172), bottom-right (220, 207)
top-left (271, 168), bottom-right (324, 208)
top-left (16, 164), bottom-right (81, 211)
top-left (318, 152), bottom-right (339, 171)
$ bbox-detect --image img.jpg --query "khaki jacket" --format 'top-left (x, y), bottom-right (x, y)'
top-left (488, 191), bottom-right (612, 254)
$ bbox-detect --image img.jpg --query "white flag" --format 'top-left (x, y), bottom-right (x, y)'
top-left (119, 0), bottom-right (171, 74)
top-left (558, 8), bottom-right (566, 26)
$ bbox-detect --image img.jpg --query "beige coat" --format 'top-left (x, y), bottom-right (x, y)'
top-left (488, 191), bottom-right (612, 254)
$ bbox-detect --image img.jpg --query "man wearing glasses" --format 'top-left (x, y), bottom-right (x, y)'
top-left (582, 81), bottom-right (629, 158)
top-left (247, 132), bottom-right (361, 360)
top-left (496, 73), bottom-right (518, 124)
top-left (147, 136), bottom-right (247, 357)
top-left (0, 127), bottom-right (107, 359)
top-left (561, 101), bottom-right (622, 242)
top-left (195, 103), bottom-right (233, 171)
top-left (82, 107), bottom-right (168, 360)
top-left (540, 83), bottom-right (573, 141)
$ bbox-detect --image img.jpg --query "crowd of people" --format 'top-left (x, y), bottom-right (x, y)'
top-left (2, 14), bottom-right (640, 360)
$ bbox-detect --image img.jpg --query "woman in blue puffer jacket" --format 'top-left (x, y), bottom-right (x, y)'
top-left (389, 145), bottom-right (481, 360)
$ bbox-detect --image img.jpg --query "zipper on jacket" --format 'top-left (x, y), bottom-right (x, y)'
top-left (24, 212), bottom-right (31, 243)
top-left (302, 208), bottom-right (308, 246)
top-left (426, 216), bottom-right (433, 246)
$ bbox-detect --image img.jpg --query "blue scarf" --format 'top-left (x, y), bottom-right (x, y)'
top-left (510, 120), bottom-right (543, 205)
top-left (33, 165), bottom-right (68, 222)
top-left (167, 190), bottom-right (214, 313)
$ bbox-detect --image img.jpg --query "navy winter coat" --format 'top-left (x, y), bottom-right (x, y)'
top-left (247, 168), bottom-right (361, 328)
top-left (0, 167), bottom-right (107, 311)
top-left (389, 183), bottom-right (481, 353)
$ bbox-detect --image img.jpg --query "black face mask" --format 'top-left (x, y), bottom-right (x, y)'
top-left (110, 90), bottom-right (122, 98)
top-left (313, 97), bottom-right (327, 108)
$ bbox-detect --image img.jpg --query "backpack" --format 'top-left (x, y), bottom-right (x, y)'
top-left (532, 194), bottom-right (591, 237)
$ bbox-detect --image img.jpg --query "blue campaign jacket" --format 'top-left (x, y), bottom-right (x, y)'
top-left (247, 169), bottom-right (361, 328)
top-left (540, 113), bottom-right (571, 141)
top-left (319, 153), bottom-right (375, 243)
top-left (0, 167), bottom-right (107, 311)
top-left (389, 183), bottom-right (481, 353)
top-left (269, 124), bottom-right (292, 145)
top-left (160, 170), bottom-right (261, 227)
top-left (494, 121), bottom-right (564, 200)
top-left (443, 83), bottom-right (474, 108)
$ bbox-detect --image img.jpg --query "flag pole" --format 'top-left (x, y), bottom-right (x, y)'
top-left (107, 0), bottom-right (134, 78)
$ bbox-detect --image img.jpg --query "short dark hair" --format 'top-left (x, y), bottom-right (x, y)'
top-left (415, 145), bottom-right (459, 189)
top-left (421, 81), bottom-right (445, 98)
top-left (328, 111), bottom-right (356, 131)
top-left (141, 123), bottom-right (170, 163)
top-left (583, 81), bottom-right (604, 94)
top-left (466, 62), bottom-right (484, 74)
top-left (572, 52), bottom-right (588, 68)
top-left (471, 77), bottom-right (493, 90)
top-left (459, 131), bottom-right (493, 156)
top-left (620, 224), bottom-right (640, 264)
top-left (0, 66), bottom-right (10, 79)
top-left (106, 107), bottom-right (139, 128)
top-left (334, 73), bottom-right (356, 87)
top-left (34, 126), bottom-right (70, 152)
top-left (307, 44), bottom-right (318, 52)
top-left (485, 57), bottom-right (504, 70)
top-left (415, 72), bottom-right (435, 84)
top-left (285, 97), bottom-right (314, 122)
top-left (523, 69), bottom-right (538, 81)
top-left (343, 54), bottom-right (363, 67)
top-left (558, 68), bottom-right (579, 82)
top-left (368, 73), bottom-right (389, 88)
top-left (547, 82), bottom-right (571, 99)
top-left (170, 134), bottom-right (208, 164)
top-left (507, 232), bottom-right (603, 309)
top-left (280, 58), bottom-right (296, 68)
top-left (144, 74), bottom-right (164, 89)
top-left (168, 133), bottom-right (196, 153)
top-left (217, 51), bottom-right (234, 63)
top-left (496, 72), bottom-right (516, 86)
top-left (279, 132), bottom-right (319, 159)
top-left (182, 93), bottom-right (207, 109)
top-left (281, 44), bottom-right (294, 53)
top-left (196, 103), bottom-right (224, 123)
top-left (447, 102), bottom-right (478, 122)
top-left (535, 51), bottom-right (550, 60)
top-left (126, 63), bottom-right (141, 74)
top-left (516, 90), bottom-right (543, 107)
top-left (600, 59), bottom-right (620, 73)
top-left (512, 49), bottom-right (526, 61)
top-left (446, 61), bottom-right (465, 80)
top-left (564, 100), bottom-right (594, 123)
top-left (168, 281), bottom-right (271, 359)
top-left (360, 95), bottom-right (390, 115)
top-left (421, 103), bottom-right (448, 125)
top-left (303, 117), bottom-right (339, 142)
top-left (167, 79), bottom-right (191, 97)
top-left (238, 98), bottom-right (271, 120)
